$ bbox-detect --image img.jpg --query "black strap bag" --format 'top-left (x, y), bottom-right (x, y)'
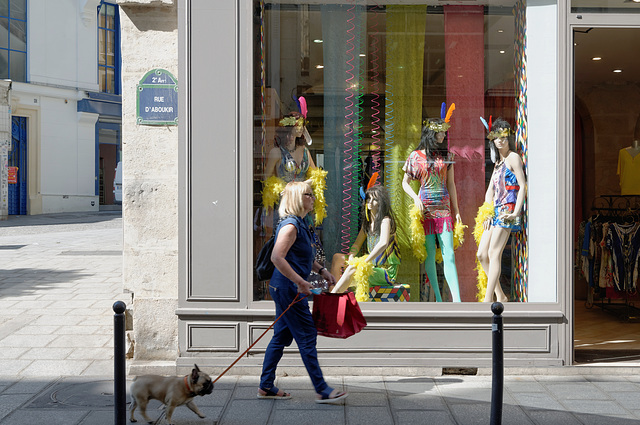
top-left (255, 236), bottom-right (276, 281)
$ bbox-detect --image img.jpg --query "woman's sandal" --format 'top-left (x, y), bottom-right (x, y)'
top-left (257, 386), bottom-right (291, 400)
top-left (315, 387), bottom-right (348, 404)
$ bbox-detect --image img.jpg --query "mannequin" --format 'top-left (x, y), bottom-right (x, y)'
top-left (331, 185), bottom-right (401, 301)
top-left (475, 118), bottom-right (527, 303)
top-left (402, 117), bottom-right (462, 302)
top-left (264, 112), bottom-right (316, 183)
top-left (617, 139), bottom-right (640, 195)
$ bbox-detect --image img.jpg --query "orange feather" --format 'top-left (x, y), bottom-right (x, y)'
top-left (444, 103), bottom-right (456, 123)
top-left (367, 172), bottom-right (379, 190)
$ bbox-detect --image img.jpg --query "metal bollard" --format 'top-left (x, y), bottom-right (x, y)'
top-left (490, 302), bottom-right (504, 425)
top-left (113, 301), bottom-right (127, 425)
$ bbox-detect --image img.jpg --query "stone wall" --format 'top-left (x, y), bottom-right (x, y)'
top-left (117, 1), bottom-right (179, 362)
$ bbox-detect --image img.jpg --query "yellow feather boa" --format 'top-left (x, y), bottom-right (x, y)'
top-left (306, 167), bottom-right (328, 225)
top-left (261, 168), bottom-right (327, 225)
top-left (409, 205), bottom-right (427, 263)
top-left (474, 202), bottom-right (495, 301)
top-left (261, 176), bottom-right (286, 211)
top-left (347, 256), bottom-right (374, 302)
top-left (411, 204), bottom-right (467, 263)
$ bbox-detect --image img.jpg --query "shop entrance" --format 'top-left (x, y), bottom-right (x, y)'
top-left (573, 27), bottom-right (640, 364)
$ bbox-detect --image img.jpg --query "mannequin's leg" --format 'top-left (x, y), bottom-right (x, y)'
top-left (331, 265), bottom-right (356, 293)
top-left (476, 227), bottom-right (493, 276)
top-left (437, 231), bottom-right (461, 302)
top-left (330, 253), bottom-right (347, 279)
top-left (424, 234), bottom-right (442, 302)
top-left (484, 227), bottom-right (511, 303)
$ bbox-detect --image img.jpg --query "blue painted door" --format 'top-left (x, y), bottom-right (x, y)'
top-left (9, 116), bottom-right (27, 215)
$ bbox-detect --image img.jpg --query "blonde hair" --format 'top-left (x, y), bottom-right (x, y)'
top-left (278, 181), bottom-right (312, 218)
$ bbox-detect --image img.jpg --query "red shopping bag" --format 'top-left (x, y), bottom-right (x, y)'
top-left (312, 292), bottom-right (367, 339)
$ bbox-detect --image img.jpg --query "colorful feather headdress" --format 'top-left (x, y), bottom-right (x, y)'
top-left (359, 172), bottom-right (379, 200)
top-left (481, 115), bottom-right (513, 140)
top-left (423, 102), bottom-right (455, 132)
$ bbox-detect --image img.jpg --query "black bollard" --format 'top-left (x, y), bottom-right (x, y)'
top-left (490, 302), bottom-right (504, 425)
top-left (113, 301), bottom-right (127, 425)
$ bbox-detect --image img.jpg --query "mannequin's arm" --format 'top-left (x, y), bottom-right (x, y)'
top-left (402, 173), bottom-right (423, 213)
top-left (264, 148), bottom-right (280, 179)
top-left (364, 217), bottom-right (392, 263)
top-left (306, 147), bottom-right (316, 169)
top-left (446, 165), bottom-right (462, 223)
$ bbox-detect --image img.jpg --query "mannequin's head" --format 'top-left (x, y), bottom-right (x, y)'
top-left (274, 112), bottom-right (305, 149)
top-left (418, 119), bottom-right (450, 156)
top-left (488, 117), bottom-right (516, 163)
top-left (363, 185), bottom-right (396, 236)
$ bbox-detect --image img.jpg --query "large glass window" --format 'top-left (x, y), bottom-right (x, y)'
top-left (98, 1), bottom-right (120, 94)
top-left (0, 0), bottom-right (27, 82)
top-left (572, 0), bottom-right (640, 14)
top-left (253, 1), bottom-right (530, 304)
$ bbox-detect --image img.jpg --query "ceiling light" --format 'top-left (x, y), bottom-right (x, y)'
top-left (497, 29), bottom-right (504, 33)
top-left (316, 65), bottom-right (324, 69)
top-left (313, 39), bottom-right (323, 43)
top-left (613, 69), bottom-right (622, 73)
top-left (592, 57), bottom-right (601, 61)
top-left (359, 54), bottom-right (365, 57)
top-left (499, 50), bottom-right (505, 54)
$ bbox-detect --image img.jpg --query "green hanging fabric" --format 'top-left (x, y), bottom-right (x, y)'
top-left (384, 5), bottom-right (426, 301)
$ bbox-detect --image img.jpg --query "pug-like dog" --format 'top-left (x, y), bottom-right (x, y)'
top-left (129, 364), bottom-right (214, 424)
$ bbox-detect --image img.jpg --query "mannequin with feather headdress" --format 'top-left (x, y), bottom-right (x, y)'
top-left (330, 175), bottom-right (401, 302)
top-left (475, 117), bottom-right (526, 303)
top-left (402, 103), bottom-right (462, 302)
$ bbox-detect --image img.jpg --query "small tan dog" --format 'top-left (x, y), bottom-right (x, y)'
top-left (129, 364), bottom-right (214, 424)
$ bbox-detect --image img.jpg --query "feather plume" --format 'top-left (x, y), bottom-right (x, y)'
top-left (359, 187), bottom-right (366, 200)
top-left (298, 96), bottom-right (308, 119)
top-left (440, 102), bottom-right (446, 120)
top-left (480, 117), bottom-right (489, 131)
top-left (367, 172), bottom-right (379, 190)
top-left (488, 115), bottom-right (492, 131)
top-left (444, 103), bottom-right (455, 123)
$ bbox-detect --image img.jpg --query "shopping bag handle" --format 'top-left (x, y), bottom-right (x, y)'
top-left (337, 294), bottom-right (347, 327)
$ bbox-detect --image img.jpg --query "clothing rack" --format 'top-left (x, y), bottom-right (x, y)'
top-left (584, 195), bottom-right (640, 321)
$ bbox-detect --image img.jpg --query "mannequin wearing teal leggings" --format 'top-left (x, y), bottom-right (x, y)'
top-left (402, 117), bottom-right (463, 302)
top-left (424, 230), bottom-right (461, 302)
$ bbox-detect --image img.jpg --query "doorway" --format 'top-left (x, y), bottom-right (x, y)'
top-left (573, 27), bottom-right (640, 364)
top-left (8, 116), bottom-right (27, 215)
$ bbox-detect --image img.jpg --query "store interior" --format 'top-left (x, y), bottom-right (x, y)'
top-left (573, 27), bottom-right (640, 364)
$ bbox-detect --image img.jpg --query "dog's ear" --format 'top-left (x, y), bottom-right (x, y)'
top-left (194, 364), bottom-right (201, 372)
top-left (191, 365), bottom-right (200, 382)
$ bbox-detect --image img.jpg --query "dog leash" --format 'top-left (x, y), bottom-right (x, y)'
top-left (211, 293), bottom-right (308, 384)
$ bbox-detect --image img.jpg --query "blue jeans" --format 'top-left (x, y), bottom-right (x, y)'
top-left (259, 282), bottom-right (328, 394)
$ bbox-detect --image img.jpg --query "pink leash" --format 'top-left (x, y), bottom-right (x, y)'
top-left (211, 293), bottom-right (308, 384)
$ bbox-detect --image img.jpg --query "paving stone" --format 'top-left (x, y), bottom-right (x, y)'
top-left (395, 409), bottom-right (456, 425)
top-left (0, 394), bottom-right (32, 421)
top-left (345, 406), bottom-right (392, 425)
top-left (525, 409), bottom-right (582, 425)
top-left (511, 392), bottom-right (565, 411)
top-left (607, 392), bottom-right (640, 410)
top-left (18, 359), bottom-right (93, 377)
top-left (389, 393), bottom-right (447, 410)
top-left (562, 399), bottom-right (629, 415)
top-left (543, 383), bottom-right (610, 400)
top-left (0, 409), bottom-right (88, 425)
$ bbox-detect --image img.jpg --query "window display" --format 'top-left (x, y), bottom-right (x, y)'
top-left (253, 1), bottom-right (530, 303)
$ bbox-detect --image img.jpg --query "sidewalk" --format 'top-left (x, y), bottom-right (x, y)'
top-left (1, 212), bottom-right (640, 424)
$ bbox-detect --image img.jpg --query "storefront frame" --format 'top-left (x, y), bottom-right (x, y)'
top-left (177, 0), bottom-right (582, 370)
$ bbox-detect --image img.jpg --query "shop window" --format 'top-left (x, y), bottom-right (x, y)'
top-left (572, 0), bottom-right (640, 14)
top-left (98, 1), bottom-right (120, 94)
top-left (0, 0), bottom-right (27, 82)
top-left (253, 1), bottom-right (531, 303)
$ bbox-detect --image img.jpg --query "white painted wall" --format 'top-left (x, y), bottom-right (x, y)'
top-left (28, 0), bottom-right (100, 91)
top-left (8, 0), bottom-right (105, 214)
top-left (527, 0), bottom-right (558, 302)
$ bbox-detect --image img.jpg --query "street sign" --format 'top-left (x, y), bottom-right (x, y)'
top-left (136, 69), bottom-right (178, 125)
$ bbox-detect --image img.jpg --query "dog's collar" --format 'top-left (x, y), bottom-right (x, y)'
top-left (184, 375), bottom-right (197, 397)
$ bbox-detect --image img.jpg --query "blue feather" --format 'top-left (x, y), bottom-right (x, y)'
top-left (480, 117), bottom-right (489, 131)
top-left (359, 187), bottom-right (366, 200)
top-left (440, 102), bottom-right (446, 120)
